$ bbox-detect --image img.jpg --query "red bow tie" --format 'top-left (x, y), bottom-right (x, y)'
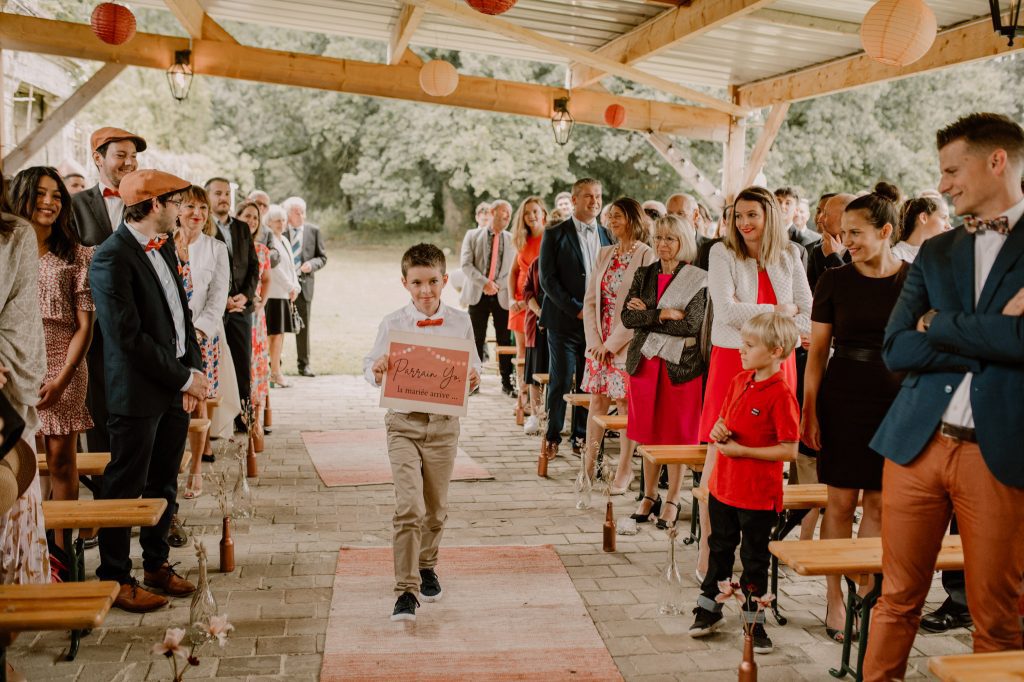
top-left (416, 318), bottom-right (444, 327)
top-left (144, 236), bottom-right (168, 253)
top-left (102, 188), bottom-right (120, 198)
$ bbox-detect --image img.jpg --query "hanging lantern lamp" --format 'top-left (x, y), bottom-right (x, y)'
top-left (90, 2), bottom-right (136, 45)
top-left (419, 60), bottom-right (460, 97)
top-left (551, 97), bottom-right (574, 146)
top-left (989, 0), bottom-right (1024, 46)
top-left (167, 49), bottom-right (194, 102)
top-left (860, 0), bottom-right (937, 67)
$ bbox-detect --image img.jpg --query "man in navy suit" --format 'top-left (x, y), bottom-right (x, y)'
top-left (864, 113), bottom-right (1024, 681)
top-left (89, 170), bottom-right (208, 613)
top-left (538, 178), bottom-right (611, 459)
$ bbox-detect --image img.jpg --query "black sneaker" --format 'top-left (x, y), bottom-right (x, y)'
top-left (502, 384), bottom-right (517, 398)
top-left (688, 607), bottom-right (724, 637)
top-left (391, 591), bottom-right (420, 621)
top-left (751, 623), bottom-right (773, 654)
top-left (419, 568), bottom-right (443, 602)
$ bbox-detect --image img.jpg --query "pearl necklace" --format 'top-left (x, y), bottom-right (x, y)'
top-left (616, 241), bottom-right (639, 258)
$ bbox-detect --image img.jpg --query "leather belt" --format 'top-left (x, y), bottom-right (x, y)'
top-left (832, 345), bottom-right (884, 363)
top-left (939, 422), bottom-right (977, 443)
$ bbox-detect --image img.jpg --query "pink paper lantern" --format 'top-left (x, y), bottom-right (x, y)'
top-left (860, 0), bottom-right (937, 67)
top-left (91, 2), bottom-right (137, 45)
top-left (465, 0), bottom-right (517, 16)
top-left (419, 60), bottom-right (460, 97)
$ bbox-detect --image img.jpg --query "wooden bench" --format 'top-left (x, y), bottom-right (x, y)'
top-left (37, 452), bottom-right (110, 476)
top-left (184, 417), bottom-right (212, 473)
top-left (929, 651), bottom-right (1024, 682)
top-left (592, 414), bottom-right (627, 431)
top-left (533, 373), bottom-right (549, 385)
top-left (42, 498), bottom-right (168, 660)
top-left (638, 444), bottom-right (707, 542)
top-left (770, 535), bottom-right (964, 682)
top-left (563, 393), bottom-right (592, 408)
top-left (0, 581), bottom-right (120, 665)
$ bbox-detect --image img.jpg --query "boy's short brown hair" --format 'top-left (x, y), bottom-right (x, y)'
top-left (741, 312), bottom-right (799, 358)
top-left (401, 243), bottom-right (446, 277)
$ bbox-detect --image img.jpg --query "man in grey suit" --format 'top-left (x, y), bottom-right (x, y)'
top-left (284, 196), bottom-right (328, 376)
top-left (71, 127), bottom-right (146, 452)
top-left (460, 200), bottom-right (517, 395)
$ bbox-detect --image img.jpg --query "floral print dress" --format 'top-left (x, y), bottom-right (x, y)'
top-left (581, 249), bottom-right (633, 400)
top-left (250, 243), bottom-right (271, 404)
top-left (178, 258), bottom-right (219, 399)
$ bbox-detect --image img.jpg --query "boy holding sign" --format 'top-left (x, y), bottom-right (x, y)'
top-left (364, 243), bottom-right (481, 622)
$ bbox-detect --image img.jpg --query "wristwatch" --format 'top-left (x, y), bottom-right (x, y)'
top-left (921, 309), bottom-right (938, 331)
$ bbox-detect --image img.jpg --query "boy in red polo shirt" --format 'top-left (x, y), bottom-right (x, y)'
top-left (689, 312), bottom-right (800, 654)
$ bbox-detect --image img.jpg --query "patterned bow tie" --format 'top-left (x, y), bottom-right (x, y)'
top-left (144, 236), bottom-right (168, 253)
top-left (416, 318), bottom-right (444, 327)
top-left (102, 188), bottom-right (120, 198)
top-left (963, 215), bottom-right (1011, 235)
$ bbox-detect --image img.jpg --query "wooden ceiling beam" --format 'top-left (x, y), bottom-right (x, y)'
top-left (0, 14), bottom-right (729, 141)
top-left (737, 17), bottom-right (1023, 108)
top-left (162, 0), bottom-right (238, 43)
top-left (388, 4), bottom-right (425, 66)
top-left (742, 101), bottom-right (789, 187)
top-left (568, 0), bottom-right (773, 90)
top-left (406, 0), bottom-right (747, 117)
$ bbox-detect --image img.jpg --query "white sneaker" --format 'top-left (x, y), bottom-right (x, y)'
top-left (524, 415), bottom-right (540, 435)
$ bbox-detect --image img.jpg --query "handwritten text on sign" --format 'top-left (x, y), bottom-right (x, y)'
top-left (379, 331), bottom-right (473, 416)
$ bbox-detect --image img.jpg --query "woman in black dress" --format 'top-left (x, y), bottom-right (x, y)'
top-left (800, 182), bottom-right (908, 641)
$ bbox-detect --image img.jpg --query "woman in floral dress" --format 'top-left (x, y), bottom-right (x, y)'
top-left (581, 197), bottom-right (654, 492)
top-left (9, 168), bottom-right (94, 549)
top-left (237, 201), bottom-right (271, 432)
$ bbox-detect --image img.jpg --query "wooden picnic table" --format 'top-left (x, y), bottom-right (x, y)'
top-left (769, 535), bottom-right (964, 682)
top-left (929, 651), bottom-right (1024, 682)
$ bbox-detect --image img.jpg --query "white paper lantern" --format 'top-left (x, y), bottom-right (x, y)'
top-left (860, 0), bottom-right (937, 67)
top-left (419, 60), bottom-right (459, 97)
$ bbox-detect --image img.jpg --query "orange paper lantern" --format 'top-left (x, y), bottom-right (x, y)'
top-left (465, 0), bottom-right (517, 15)
top-left (90, 2), bottom-right (136, 45)
top-left (604, 104), bottom-right (626, 128)
top-left (419, 60), bottom-right (460, 97)
top-left (860, 0), bottom-right (937, 67)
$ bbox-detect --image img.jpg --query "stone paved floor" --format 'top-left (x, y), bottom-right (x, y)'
top-left (10, 374), bottom-right (969, 681)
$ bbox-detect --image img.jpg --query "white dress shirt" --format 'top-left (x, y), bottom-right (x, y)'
top-left (100, 180), bottom-right (125, 228)
top-left (572, 215), bottom-right (601, 281)
top-left (363, 302), bottom-right (481, 390)
top-left (941, 196), bottom-right (1024, 429)
top-left (124, 222), bottom-right (195, 391)
top-left (289, 224), bottom-right (305, 271)
top-left (215, 217), bottom-right (233, 253)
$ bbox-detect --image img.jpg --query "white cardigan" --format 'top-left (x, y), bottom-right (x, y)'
top-left (707, 240), bottom-right (812, 349)
top-left (266, 231), bottom-right (300, 300)
top-left (185, 233), bottom-right (230, 339)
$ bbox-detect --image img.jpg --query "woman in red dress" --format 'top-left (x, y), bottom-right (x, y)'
top-left (698, 186), bottom-right (812, 577)
top-left (507, 196), bottom-right (546, 422)
top-left (9, 168), bottom-right (94, 529)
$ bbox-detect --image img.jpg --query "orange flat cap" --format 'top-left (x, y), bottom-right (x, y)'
top-left (90, 127), bottom-right (147, 153)
top-left (119, 169), bottom-right (190, 207)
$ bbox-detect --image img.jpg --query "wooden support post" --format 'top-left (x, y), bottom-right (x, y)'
top-left (742, 102), bottom-right (790, 187)
top-left (644, 131), bottom-right (724, 214)
top-left (2, 63), bottom-right (125, 172)
top-left (721, 109), bottom-right (747, 201)
top-left (388, 4), bottom-right (425, 65)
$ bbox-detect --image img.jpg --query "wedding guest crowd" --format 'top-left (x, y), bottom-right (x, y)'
top-left (1, 111), bottom-right (1020, 680)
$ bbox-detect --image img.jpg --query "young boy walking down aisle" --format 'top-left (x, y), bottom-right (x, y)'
top-left (364, 244), bottom-right (481, 622)
top-left (689, 312), bottom-right (800, 653)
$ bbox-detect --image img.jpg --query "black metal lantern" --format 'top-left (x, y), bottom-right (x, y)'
top-left (167, 49), bottom-right (194, 101)
top-left (551, 97), bottom-right (574, 146)
top-left (989, 0), bottom-right (1024, 46)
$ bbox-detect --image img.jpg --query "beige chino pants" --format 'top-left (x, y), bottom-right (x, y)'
top-left (384, 411), bottom-right (460, 595)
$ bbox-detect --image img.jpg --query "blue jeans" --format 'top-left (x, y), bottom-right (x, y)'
top-left (545, 328), bottom-right (587, 444)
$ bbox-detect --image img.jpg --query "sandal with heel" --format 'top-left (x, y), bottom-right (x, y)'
top-left (656, 500), bottom-right (681, 530)
top-left (183, 473), bottom-right (203, 499)
top-left (630, 495), bottom-right (662, 522)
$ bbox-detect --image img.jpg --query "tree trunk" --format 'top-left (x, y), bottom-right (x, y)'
top-left (441, 182), bottom-right (472, 250)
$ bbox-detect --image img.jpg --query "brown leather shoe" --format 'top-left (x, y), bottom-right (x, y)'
top-left (144, 562), bottom-right (196, 597)
top-left (545, 440), bottom-right (559, 461)
top-left (114, 579), bottom-right (168, 613)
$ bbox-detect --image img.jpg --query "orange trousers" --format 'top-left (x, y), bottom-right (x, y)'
top-left (863, 432), bottom-right (1024, 681)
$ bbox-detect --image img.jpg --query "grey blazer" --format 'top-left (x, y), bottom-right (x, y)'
top-left (459, 227), bottom-right (516, 308)
top-left (287, 223), bottom-right (328, 300)
top-left (72, 185), bottom-right (116, 247)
